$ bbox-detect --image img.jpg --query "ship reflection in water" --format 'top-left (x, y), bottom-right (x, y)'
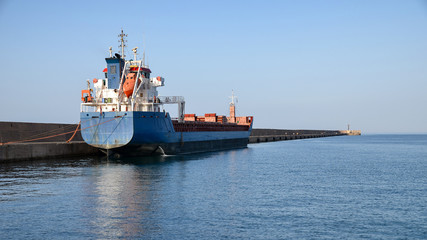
top-left (81, 158), bottom-right (163, 238)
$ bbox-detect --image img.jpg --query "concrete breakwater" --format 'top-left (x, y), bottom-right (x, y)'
top-left (250, 128), bottom-right (361, 143)
top-left (0, 122), bottom-right (360, 161)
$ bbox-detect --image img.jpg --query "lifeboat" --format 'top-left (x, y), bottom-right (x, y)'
top-left (123, 73), bottom-right (140, 97)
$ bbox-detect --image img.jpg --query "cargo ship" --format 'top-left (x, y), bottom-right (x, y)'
top-left (80, 31), bottom-right (253, 156)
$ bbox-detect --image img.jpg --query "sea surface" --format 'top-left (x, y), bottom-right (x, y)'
top-left (0, 135), bottom-right (426, 239)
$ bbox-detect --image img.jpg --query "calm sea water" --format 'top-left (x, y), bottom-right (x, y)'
top-left (0, 135), bottom-right (426, 239)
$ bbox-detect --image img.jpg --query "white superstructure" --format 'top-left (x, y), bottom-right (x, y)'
top-left (81, 31), bottom-right (185, 121)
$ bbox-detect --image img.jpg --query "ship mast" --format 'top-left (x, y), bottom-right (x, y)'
top-left (118, 29), bottom-right (127, 59)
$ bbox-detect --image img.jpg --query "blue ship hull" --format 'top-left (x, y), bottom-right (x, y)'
top-left (80, 111), bottom-right (252, 156)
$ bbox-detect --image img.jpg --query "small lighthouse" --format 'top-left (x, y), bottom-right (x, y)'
top-left (229, 90), bottom-right (237, 123)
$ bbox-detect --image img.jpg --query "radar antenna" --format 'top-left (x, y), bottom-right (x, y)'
top-left (132, 47), bottom-right (138, 61)
top-left (118, 29), bottom-right (128, 59)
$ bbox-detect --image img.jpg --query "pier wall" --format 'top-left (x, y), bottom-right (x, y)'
top-left (249, 128), bottom-right (361, 143)
top-left (0, 142), bottom-right (99, 161)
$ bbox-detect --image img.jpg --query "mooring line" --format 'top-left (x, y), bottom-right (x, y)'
top-left (0, 117), bottom-right (121, 146)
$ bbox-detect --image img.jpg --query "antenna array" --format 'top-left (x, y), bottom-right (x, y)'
top-left (118, 29), bottom-right (128, 58)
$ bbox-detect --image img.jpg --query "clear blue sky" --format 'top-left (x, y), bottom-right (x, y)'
top-left (1, 0), bottom-right (426, 133)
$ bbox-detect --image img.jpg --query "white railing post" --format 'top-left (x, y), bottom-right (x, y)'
top-left (131, 60), bottom-right (143, 111)
top-left (117, 61), bottom-right (128, 111)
